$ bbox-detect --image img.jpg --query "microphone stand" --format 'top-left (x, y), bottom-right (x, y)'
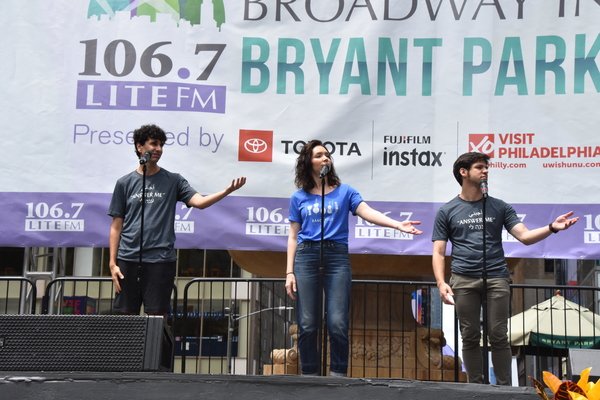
top-left (317, 174), bottom-right (327, 376)
top-left (318, 175), bottom-right (327, 376)
top-left (481, 192), bottom-right (489, 384)
top-left (138, 161), bottom-right (148, 286)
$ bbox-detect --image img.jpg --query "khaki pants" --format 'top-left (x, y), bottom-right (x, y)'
top-left (450, 274), bottom-right (512, 386)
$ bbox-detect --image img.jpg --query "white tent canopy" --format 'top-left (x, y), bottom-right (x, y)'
top-left (509, 292), bottom-right (600, 349)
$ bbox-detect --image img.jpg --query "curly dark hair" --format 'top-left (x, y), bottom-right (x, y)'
top-left (133, 124), bottom-right (167, 158)
top-left (294, 140), bottom-right (341, 192)
top-left (453, 152), bottom-right (490, 186)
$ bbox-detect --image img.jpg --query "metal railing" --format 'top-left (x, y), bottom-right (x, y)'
top-left (2, 276), bottom-right (600, 386)
top-left (178, 278), bottom-right (458, 381)
top-left (175, 279), bottom-right (600, 384)
top-left (41, 277), bottom-right (115, 315)
top-left (0, 277), bottom-right (36, 314)
top-left (39, 277), bottom-right (178, 319)
top-left (509, 284), bottom-right (600, 385)
top-left (180, 278), bottom-right (294, 375)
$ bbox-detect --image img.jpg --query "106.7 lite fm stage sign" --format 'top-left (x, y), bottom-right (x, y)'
top-left (1, 0), bottom-right (600, 258)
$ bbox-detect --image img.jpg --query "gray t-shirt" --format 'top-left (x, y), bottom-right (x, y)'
top-left (432, 195), bottom-right (521, 278)
top-left (108, 168), bottom-right (197, 263)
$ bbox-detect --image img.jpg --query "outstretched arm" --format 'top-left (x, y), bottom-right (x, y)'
top-left (509, 211), bottom-right (579, 246)
top-left (355, 202), bottom-right (423, 235)
top-left (187, 177), bottom-right (246, 210)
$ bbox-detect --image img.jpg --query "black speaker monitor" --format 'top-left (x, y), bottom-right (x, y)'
top-left (0, 314), bottom-right (173, 372)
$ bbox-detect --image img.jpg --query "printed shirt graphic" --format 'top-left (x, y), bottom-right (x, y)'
top-left (289, 184), bottom-right (363, 245)
top-left (432, 195), bottom-right (521, 278)
top-left (108, 168), bottom-right (197, 263)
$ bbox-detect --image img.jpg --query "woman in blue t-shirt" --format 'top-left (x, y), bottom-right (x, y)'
top-left (285, 140), bottom-right (423, 377)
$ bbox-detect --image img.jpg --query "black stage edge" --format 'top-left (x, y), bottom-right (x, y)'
top-left (0, 372), bottom-right (540, 400)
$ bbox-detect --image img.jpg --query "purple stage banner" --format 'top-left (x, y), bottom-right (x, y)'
top-left (0, 192), bottom-right (597, 259)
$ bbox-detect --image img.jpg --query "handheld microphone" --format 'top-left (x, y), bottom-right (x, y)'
top-left (139, 151), bottom-right (153, 165)
top-left (480, 179), bottom-right (489, 198)
top-left (319, 164), bottom-right (330, 179)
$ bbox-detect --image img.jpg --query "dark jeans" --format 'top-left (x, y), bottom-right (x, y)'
top-left (294, 241), bottom-right (352, 375)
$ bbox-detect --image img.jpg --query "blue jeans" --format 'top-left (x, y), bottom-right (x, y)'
top-left (294, 241), bottom-right (352, 375)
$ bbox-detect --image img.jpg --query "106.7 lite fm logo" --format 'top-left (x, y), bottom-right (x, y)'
top-left (584, 213), bottom-right (600, 244)
top-left (77, 39), bottom-right (227, 113)
top-left (79, 1), bottom-right (229, 113)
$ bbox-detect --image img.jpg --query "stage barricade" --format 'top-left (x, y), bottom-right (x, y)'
top-left (175, 279), bottom-right (600, 385)
top-left (3, 275), bottom-right (600, 387)
top-left (180, 278), bottom-right (297, 376)
top-left (39, 277), bottom-right (177, 318)
top-left (509, 284), bottom-right (600, 386)
top-left (41, 277), bottom-right (115, 316)
top-left (0, 277), bottom-right (36, 314)
top-left (179, 277), bottom-right (465, 382)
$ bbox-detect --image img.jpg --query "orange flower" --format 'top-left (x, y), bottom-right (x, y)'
top-left (531, 368), bottom-right (600, 400)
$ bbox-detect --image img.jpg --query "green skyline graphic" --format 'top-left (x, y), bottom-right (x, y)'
top-left (87, 0), bottom-right (226, 30)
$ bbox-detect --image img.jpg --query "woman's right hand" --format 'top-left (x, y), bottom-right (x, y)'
top-left (285, 273), bottom-right (297, 300)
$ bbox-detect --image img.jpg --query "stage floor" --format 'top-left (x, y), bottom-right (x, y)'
top-left (0, 372), bottom-right (541, 399)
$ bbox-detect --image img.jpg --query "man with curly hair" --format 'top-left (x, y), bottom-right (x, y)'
top-left (108, 124), bottom-right (245, 316)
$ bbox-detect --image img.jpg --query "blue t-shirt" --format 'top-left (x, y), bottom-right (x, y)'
top-left (289, 184), bottom-right (364, 244)
top-left (432, 195), bottom-right (522, 278)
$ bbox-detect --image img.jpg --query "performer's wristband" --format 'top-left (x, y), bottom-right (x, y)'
top-left (549, 223), bottom-right (559, 234)
top-left (286, 272), bottom-right (294, 275)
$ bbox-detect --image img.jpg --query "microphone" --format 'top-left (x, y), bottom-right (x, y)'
top-left (480, 179), bottom-right (488, 198)
top-left (319, 164), bottom-right (330, 179)
top-left (139, 151), bottom-right (152, 165)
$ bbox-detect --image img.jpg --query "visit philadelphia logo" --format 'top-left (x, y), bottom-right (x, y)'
top-left (87, 0), bottom-right (226, 29)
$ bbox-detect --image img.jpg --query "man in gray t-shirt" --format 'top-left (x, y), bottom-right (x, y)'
top-left (432, 152), bottom-right (578, 386)
top-left (108, 124), bottom-right (246, 316)
top-left (433, 196), bottom-right (521, 279)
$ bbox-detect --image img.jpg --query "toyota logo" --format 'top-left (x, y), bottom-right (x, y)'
top-left (244, 138), bottom-right (268, 154)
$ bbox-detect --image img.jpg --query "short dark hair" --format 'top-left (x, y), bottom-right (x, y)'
top-left (452, 152), bottom-right (490, 185)
top-left (294, 140), bottom-right (341, 192)
top-left (133, 124), bottom-right (167, 157)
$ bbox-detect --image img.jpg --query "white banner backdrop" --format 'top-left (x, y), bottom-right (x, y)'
top-left (1, 0), bottom-right (599, 257)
